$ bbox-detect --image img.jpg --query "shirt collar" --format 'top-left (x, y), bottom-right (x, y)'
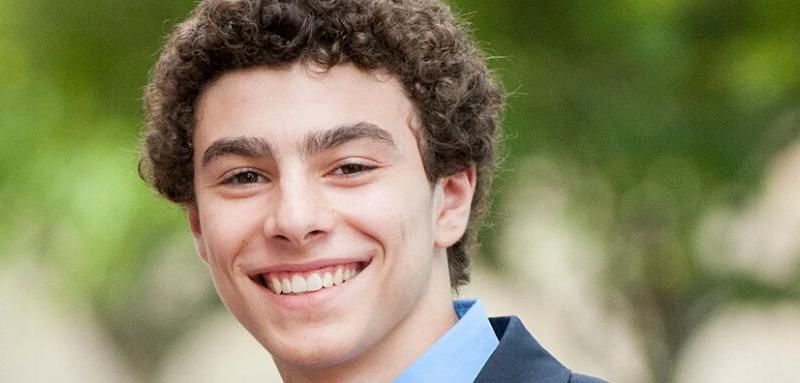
top-left (393, 299), bottom-right (499, 383)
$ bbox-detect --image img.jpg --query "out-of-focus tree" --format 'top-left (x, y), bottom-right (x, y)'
top-left (455, 1), bottom-right (800, 381)
top-left (1, 0), bottom-right (798, 381)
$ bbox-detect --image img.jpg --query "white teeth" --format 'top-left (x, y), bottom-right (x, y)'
top-left (265, 264), bottom-right (363, 295)
top-left (291, 275), bottom-right (307, 293)
top-left (334, 267), bottom-right (344, 285)
top-left (322, 272), bottom-right (334, 288)
top-left (270, 277), bottom-right (282, 294)
top-left (307, 273), bottom-right (323, 292)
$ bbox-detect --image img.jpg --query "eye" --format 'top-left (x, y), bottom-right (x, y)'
top-left (329, 162), bottom-right (377, 177)
top-left (221, 169), bottom-right (267, 185)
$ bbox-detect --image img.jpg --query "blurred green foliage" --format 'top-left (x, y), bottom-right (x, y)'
top-left (1, 1), bottom-right (798, 382)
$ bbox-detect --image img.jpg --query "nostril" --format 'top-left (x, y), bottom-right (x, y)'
top-left (274, 234), bottom-right (290, 242)
top-left (304, 230), bottom-right (324, 240)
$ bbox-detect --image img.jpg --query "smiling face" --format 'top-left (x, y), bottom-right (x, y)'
top-left (189, 63), bottom-right (475, 380)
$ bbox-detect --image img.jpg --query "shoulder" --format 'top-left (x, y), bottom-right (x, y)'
top-left (569, 374), bottom-right (607, 383)
top-left (475, 316), bottom-right (607, 383)
top-left (569, 373), bottom-right (607, 383)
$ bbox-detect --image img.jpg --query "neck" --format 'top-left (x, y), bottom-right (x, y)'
top-left (276, 250), bottom-right (457, 383)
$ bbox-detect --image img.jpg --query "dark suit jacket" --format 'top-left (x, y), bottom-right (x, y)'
top-left (475, 316), bottom-right (607, 383)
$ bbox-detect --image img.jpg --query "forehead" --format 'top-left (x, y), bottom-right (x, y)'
top-left (193, 63), bottom-right (419, 152)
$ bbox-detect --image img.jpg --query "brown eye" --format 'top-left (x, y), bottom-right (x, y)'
top-left (224, 170), bottom-right (266, 184)
top-left (331, 163), bottom-right (376, 176)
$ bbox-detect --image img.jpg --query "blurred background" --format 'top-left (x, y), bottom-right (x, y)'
top-left (1, 0), bottom-right (799, 382)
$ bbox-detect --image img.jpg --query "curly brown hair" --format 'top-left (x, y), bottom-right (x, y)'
top-left (140, 0), bottom-right (504, 289)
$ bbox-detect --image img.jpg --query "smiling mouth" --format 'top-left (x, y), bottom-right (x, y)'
top-left (253, 262), bottom-right (367, 295)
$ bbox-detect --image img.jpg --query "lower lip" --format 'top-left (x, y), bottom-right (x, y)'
top-left (255, 263), bottom-right (370, 311)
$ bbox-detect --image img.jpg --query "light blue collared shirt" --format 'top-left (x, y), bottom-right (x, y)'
top-left (393, 299), bottom-right (499, 383)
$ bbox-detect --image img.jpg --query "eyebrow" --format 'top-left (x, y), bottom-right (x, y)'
top-left (201, 136), bottom-right (274, 167)
top-left (200, 122), bottom-right (396, 168)
top-left (302, 122), bottom-right (396, 157)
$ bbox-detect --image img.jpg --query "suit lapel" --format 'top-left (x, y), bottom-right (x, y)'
top-left (474, 316), bottom-right (572, 383)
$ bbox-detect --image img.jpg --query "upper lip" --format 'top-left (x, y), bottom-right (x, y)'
top-left (245, 256), bottom-right (372, 277)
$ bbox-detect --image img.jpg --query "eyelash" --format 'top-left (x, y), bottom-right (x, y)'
top-left (220, 169), bottom-right (267, 185)
top-left (329, 162), bottom-right (378, 177)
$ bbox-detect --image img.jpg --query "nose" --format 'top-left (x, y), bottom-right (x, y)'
top-left (263, 175), bottom-right (335, 247)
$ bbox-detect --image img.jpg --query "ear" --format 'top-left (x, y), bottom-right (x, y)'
top-left (434, 165), bottom-right (477, 249)
top-left (188, 206), bottom-right (209, 264)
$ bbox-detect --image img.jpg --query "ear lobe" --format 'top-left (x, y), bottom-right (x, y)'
top-left (434, 165), bottom-right (477, 249)
top-left (188, 206), bottom-right (209, 264)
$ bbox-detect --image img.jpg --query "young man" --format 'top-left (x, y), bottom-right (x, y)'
top-left (140, 0), bottom-right (604, 381)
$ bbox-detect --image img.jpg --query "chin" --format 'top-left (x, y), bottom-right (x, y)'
top-left (263, 330), bottom-right (371, 372)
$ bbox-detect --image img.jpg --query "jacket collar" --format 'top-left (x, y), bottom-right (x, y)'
top-left (474, 316), bottom-right (572, 383)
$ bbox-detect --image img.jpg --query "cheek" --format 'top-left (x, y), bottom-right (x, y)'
top-left (197, 199), bottom-right (268, 315)
top-left (336, 179), bottom-right (435, 251)
top-left (198, 198), bottom-right (265, 265)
